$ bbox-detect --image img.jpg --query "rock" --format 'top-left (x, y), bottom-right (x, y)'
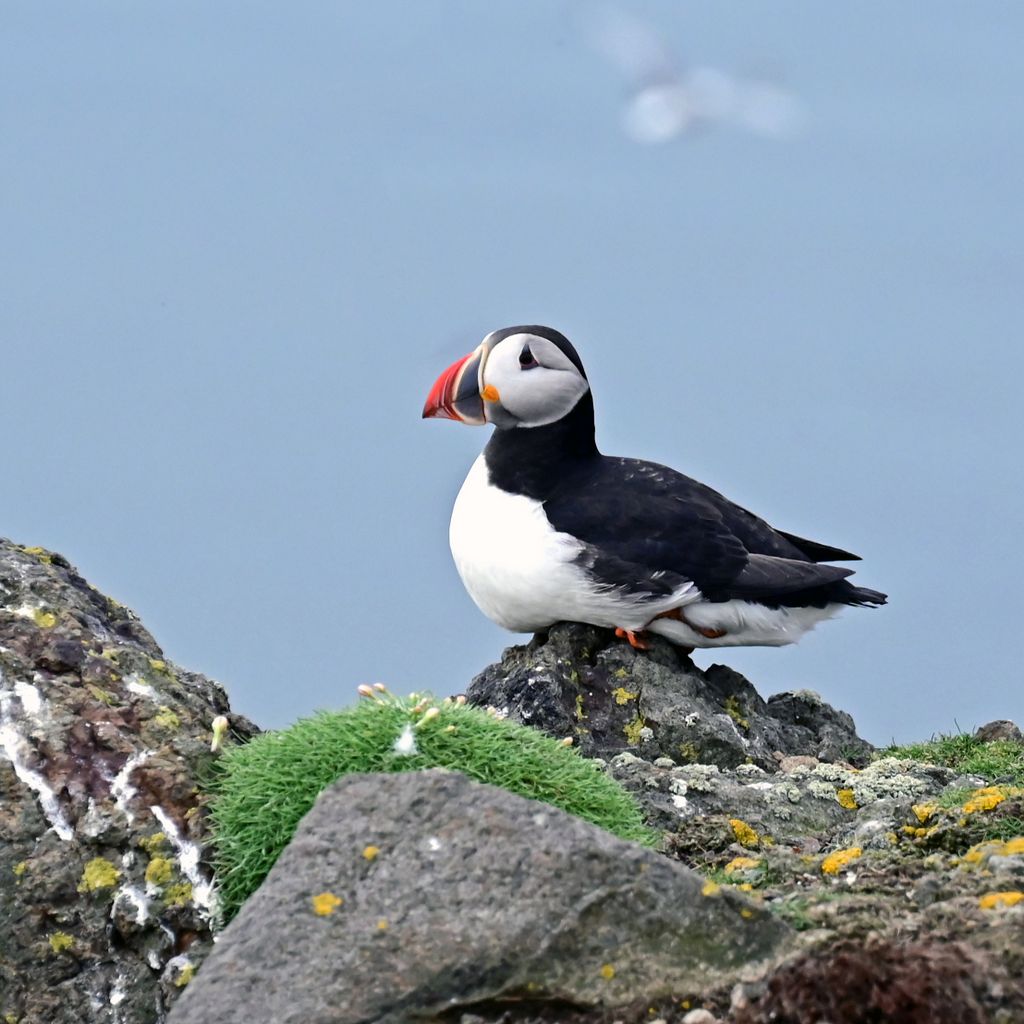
top-left (974, 720), bottom-right (1024, 744)
top-left (466, 623), bottom-right (873, 770)
top-left (169, 770), bottom-right (791, 1024)
top-left (0, 539), bottom-right (257, 1024)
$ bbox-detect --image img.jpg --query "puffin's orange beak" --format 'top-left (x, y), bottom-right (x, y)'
top-left (422, 346), bottom-right (486, 424)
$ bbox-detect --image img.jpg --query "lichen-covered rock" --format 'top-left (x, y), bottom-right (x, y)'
top-left (0, 539), bottom-right (257, 1024)
top-left (467, 623), bottom-right (873, 770)
top-left (169, 770), bottom-right (792, 1024)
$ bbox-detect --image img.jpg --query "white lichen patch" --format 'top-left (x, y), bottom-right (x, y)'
top-left (150, 806), bottom-right (214, 914)
top-left (124, 674), bottom-right (156, 699)
top-left (111, 751), bottom-right (151, 824)
top-left (0, 682), bottom-right (74, 841)
top-left (111, 884), bottom-right (151, 926)
top-left (427, 836), bottom-right (442, 852)
top-left (13, 680), bottom-right (42, 715)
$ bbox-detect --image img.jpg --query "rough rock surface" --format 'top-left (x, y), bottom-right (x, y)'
top-left (467, 623), bottom-right (873, 770)
top-left (168, 770), bottom-right (791, 1024)
top-left (0, 539), bottom-right (257, 1024)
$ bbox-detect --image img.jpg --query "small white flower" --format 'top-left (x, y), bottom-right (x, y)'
top-left (393, 724), bottom-right (418, 756)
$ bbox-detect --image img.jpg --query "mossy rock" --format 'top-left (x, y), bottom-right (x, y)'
top-left (209, 692), bottom-right (654, 918)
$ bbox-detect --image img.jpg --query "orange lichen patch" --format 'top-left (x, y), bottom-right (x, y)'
top-left (701, 879), bottom-right (721, 897)
top-left (836, 788), bottom-right (857, 810)
top-left (902, 825), bottom-right (936, 839)
top-left (311, 891), bottom-right (343, 916)
top-left (912, 802), bottom-right (938, 823)
top-left (822, 847), bottom-right (863, 875)
top-left (600, 964), bottom-right (616, 980)
top-left (729, 818), bottom-right (760, 848)
top-left (978, 891), bottom-right (1024, 910)
top-left (962, 837), bottom-right (1024, 868)
top-left (724, 856), bottom-right (761, 874)
top-left (362, 845), bottom-right (381, 862)
top-left (482, 384), bottom-right (501, 403)
top-left (962, 786), bottom-right (1008, 814)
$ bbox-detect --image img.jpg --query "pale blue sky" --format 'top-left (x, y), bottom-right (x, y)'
top-left (4, 2), bottom-right (1022, 743)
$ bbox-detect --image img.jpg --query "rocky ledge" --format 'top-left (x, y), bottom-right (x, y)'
top-left (3, 541), bottom-right (1023, 1024)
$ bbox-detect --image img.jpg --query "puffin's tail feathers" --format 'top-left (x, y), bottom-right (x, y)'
top-left (843, 584), bottom-right (888, 607)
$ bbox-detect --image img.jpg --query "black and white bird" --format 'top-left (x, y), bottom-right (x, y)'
top-left (423, 326), bottom-right (886, 652)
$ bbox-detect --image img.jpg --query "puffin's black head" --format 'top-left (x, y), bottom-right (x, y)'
top-left (422, 325), bottom-right (590, 429)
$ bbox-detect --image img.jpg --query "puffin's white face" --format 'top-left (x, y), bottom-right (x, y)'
top-left (422, 325), bottom-right (590, 430)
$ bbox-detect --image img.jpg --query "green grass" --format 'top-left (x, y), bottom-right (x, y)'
top-left (209, 691), bottom-right (655, 919)
top-left (879, 733), bottom-right (1024, 787)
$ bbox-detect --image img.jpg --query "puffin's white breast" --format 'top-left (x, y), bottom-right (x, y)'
top-left (449, 454), bottom-right (662, 633)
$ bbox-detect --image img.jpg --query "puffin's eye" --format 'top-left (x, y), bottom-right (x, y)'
top-left (519, 345), bottom-right (539, 370)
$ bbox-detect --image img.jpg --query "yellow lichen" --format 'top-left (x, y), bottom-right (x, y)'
top-left (311, 891), bottom-right (343, 916)
top-left (612, 687), bottom-right (638, 705)
top-left (978, 891), bottom-right (1024, 910)
top-left (362, 845), bottom-right (380, 861)
top-left (724, 856), bottom-right (760, 874)
top-left (86, 684), bottom-right (117, 706)
top-left (600, 964), bottom-right (616, 980)
top-left (821, 847), bottom-right (863, 875)
top-left (677, 742), bottom-right (699, 763)
top-left (22, 545), bottom-right (53, 563)
top-left (723, 695), bottom-right (749, 731)
top-left (885, 831), bottom-right (899, 844)
top-left (174, 963), bottom-right (195, 987)
top-left (738, 882), bottom-right (754, 892)
top-left (729, 818), bottom-right (759, 848)
top-left (701, 879), bottom-right (721, 897)
top-left (145, 857), bottom-right (174, 886)
top-left (49, 932), bottom-right (74, 953)
top-left (153, 706), bottom-right (181, 730)
top-left (78, 857), bottom-right (121, 892)
top-left (139, 832), bottom-right (168, 854)
top-left (12, 861), bottom-right (27, 878)
top-left (912, 802), bottom-right (938, 823)
top-left (164, 882), bottom-right (193, 907)
top-left (149, 658), bottom-right (167, 672)
top-left (575, 694), bottom-right (586, 721)
top-left (740, 907), bottom-right (754, 918)
top-left (32, 609), bottom-right (57, 629)
top-left (623, 715), bottom-right (646, 745)
top-left (962, 786), bottom-right (1007, 814)
top-left (377, 918), bottom-right (389, 931)
top-left (836, 788), bottom-right (857, 810)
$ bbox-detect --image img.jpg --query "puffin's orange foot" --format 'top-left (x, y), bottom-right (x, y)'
top-left (614, 627), bottom-right (649, 651)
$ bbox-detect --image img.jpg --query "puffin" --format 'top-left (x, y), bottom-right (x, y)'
top-left (422, 325), bottom-right (886, 652)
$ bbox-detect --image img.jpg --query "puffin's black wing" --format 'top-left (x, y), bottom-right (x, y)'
top-left (545, 456), bottom-right (869, 604)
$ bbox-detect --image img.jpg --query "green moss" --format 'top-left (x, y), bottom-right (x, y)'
top-left (880, 733), bottom-right (1024, 787)
top-left (210, 692), bottom-right (655, 919)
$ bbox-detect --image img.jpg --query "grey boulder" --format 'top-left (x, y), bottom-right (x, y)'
top-left (467, 623), bottom-right (873, 770)
top-left (169, 770), bottom-right (790, 1024)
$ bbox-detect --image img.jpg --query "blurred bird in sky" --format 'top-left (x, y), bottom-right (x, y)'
top-left (586, 7), bottom-right (806, 144)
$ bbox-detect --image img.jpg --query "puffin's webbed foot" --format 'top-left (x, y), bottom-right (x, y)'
top-left (614, 627), bottom-right (649, 651)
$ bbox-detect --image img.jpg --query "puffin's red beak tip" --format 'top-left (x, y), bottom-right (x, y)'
top-left (422, 349), bottom-right (486, 425)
